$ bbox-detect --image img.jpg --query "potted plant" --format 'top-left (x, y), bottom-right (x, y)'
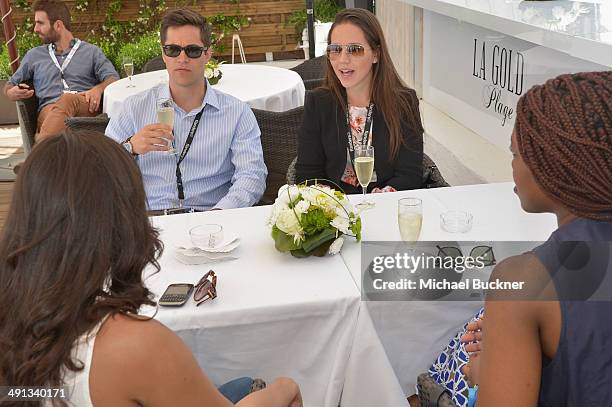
top-left (288, 0), bottom-right (341, 59)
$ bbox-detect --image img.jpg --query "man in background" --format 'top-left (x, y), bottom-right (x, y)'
top-left (4, 0), bottom-right (118, 140)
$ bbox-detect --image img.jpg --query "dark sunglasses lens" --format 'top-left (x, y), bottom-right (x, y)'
top-left (347, 44), bottom-right (365, 56)
top-left (438, 246), bottom-right (462, 258)
top-left (194, 284), bottom-right (210, 301)
top-left (185, 46), bottom-right (204, 58)
top-left (471, 246), bottom-right (496, 265)
top-left (163, 45), bottom-right (181, 57)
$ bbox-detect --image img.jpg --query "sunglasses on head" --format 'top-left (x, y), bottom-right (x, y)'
top-left (162, 44), bottom-right (207, 59)
top-left (194, 270), bottom-right (217, 306)
top-left (326, 43), bottom-right (367, 59)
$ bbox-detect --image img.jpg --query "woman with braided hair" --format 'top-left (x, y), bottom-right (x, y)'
top-left (424, 71), bottom-right (611, 407)
top-left (466, 71), bottom-right (611, 406)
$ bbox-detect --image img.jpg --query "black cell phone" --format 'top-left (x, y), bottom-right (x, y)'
top-left (158, 283), bottom-right (194, 307)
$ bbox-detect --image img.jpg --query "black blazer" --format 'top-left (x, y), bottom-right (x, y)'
top-left (296, 88), bottom-right (423, 194)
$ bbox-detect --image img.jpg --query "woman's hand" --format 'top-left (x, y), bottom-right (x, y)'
top-left (461, 318), bottom-right (484, 353)
top-left (372, 186), bottom-right (397, 193)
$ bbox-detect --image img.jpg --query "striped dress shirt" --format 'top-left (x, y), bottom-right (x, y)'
top-left (105, 83), bottom-right (267, 211)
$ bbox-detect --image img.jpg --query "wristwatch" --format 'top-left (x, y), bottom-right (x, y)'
top-left (122, 137), bottom-right (137, 156)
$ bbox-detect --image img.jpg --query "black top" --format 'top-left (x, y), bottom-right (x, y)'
top-left (295, 88), bottom-right (423, 194)
top-left (533, 217), bottom-right (612, 406)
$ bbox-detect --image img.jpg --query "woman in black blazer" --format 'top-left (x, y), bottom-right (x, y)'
top-left (296, 8), bottom-right (423, 195)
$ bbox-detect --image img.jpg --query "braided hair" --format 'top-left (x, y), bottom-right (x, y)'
top-left (515, 71), bottom-right (612, 221)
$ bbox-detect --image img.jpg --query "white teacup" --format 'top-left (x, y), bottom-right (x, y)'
top-left (190, 224), bottom-right (224, 249)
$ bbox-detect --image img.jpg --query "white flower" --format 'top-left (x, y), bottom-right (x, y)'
top-left (267, 201), bottom-right (286, 226)
top-left (299, 187), bottom-right (318, 204)
top-left (213, 68), bottom-right (220, 77)
top-left (294, 200), bottom-right (310, 214)
top-left (276, 185), bottom-right (301, 206)
top-left (328, 237), bottom-right (345, 255)
top-left (276, 208), bottom-right (304, 243)
top-left (330, 215), bottom-right (351, 235)
top-left (205, 68), bottom-right (213, 79)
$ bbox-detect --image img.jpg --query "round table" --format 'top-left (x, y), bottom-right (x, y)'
top-left (103, 64), bottom-right (306, 117)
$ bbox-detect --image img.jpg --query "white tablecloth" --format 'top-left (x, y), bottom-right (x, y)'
top-left (103, 64), bottom-right (306, 118)
top-left (146, 206), bottom-right (359, 407)
top-left (145, 183), bottom-right (557, 406)
top-left (339, 182), bottom-right (558, 404)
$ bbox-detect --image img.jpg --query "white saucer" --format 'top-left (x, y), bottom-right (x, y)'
top-left (174, 247), bottom-right (239, 265)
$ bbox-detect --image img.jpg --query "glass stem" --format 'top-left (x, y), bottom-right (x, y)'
top-left (362, 185), bottom-right (367, 202)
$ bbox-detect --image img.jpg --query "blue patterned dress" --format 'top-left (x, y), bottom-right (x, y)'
top-left (428, 307), bottom-right (484, 407)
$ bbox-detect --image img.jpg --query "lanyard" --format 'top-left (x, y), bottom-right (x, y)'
top-left (176, 106), bottom-right (206, 206)
top-left (346, 102), bottom-right (374, 170)
top-left (48, 39), bottom-right (82, 91)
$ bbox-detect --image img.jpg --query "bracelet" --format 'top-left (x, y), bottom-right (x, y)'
top-left (468, 385), bottom-right (478, 407)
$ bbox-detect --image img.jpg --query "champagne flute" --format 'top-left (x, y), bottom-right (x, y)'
top-left (123, 56), bottom-right (135, 88)
top-left (398, 198), bottom-right (423, 241)
top-left (354, 145), bottom-right (375, 210)
top-left (157, 98), bottom-right (176, 155)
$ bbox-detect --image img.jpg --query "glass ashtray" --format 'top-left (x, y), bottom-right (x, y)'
top-left (440, 211), bottom-right (473, 233)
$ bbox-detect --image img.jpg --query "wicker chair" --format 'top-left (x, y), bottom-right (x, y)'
top-left (423, 153), bottom-right (449, 188)
top-left (288, 154), bottom-right (448, 189)
top-left (16, 96), bottom-right (38, 155)
top-left (252, 106), bottom-right (304, 205)
top-left (142, 56), bottom-right (166, 73)
top-left (290, 56), bottom-right (327, 91)
top-left (64, 114), bottom-right (110, 134)
top-left (286, 156), bottom-right (297, 185)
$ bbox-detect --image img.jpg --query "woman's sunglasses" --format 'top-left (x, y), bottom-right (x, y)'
top-left (436, 245), bottom-right (497, 266)
top-left (326, 43), bottom-right (367, 59)
top-left (162, 44), bottom-right (207, 59)
top-left (194, 270), bottom-right (217, 306)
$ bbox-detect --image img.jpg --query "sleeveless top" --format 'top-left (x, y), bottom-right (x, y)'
top-left (44, 316), bottom-right (108, 407)
top-left (533, 217), bottom-right (612, 406)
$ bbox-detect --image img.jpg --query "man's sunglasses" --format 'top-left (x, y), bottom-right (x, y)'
top-left (194, 270), bottom-right (217, 306)
top-left (436, 245), bottom-right (497, 266)
top-left (162, 44), bottom-right (207, 59)
top-left (326, 43), bottom-right (367, 59)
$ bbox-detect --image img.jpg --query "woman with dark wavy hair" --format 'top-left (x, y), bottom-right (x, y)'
top-left (0, 131), bottom-right (301, 406)
top-left (296, 8), bottom-right (423, 194)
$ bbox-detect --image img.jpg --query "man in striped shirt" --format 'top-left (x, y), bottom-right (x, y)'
top-left (106, 9), bottom-right (267, 212)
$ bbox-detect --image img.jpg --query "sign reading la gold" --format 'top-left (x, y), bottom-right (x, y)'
top-left (472, 38), bottom-right (525, 126)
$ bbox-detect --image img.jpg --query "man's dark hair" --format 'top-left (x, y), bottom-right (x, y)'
top-left (33, 0), bottom-right (71, 31)
top-left (160, 9), bottom-right (212, 47)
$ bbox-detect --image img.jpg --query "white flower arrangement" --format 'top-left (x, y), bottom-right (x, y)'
top-left (268, 183), bottom-right (362, 257)
top-left (205, 58), bottom-right (224, 85)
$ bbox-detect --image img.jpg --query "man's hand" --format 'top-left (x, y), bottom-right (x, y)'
top-left (130, 124), bottom-right (173, 155)
top-left (5, 83), bottom-right (35, 101)
top-left (79, 87), bottom-right (104, 113)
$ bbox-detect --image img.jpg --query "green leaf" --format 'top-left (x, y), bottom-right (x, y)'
top-left (351, 217), bottom-right (362, 242)
top-left (302, 228), bottom-right (336, 253)
top-left (272, 226), bottom-right (300, 252)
